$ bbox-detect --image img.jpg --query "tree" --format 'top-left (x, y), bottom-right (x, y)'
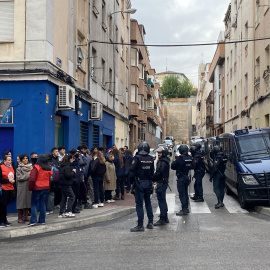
top-left (161, 75), bottom-right (181, 98)
top-left (161, 75), bottom-right (193, 98)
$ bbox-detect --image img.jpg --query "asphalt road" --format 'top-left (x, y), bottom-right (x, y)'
top-left (1, 170), bottom-right (270, 270)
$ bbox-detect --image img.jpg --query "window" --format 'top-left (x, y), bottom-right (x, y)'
top-left (138, 95), bottom-right (144, 110)
top-left (255, 57), bottom-right (260, 79)
top-left (101, 59), bottom-right (105, 85)
top-left (91, 47), bottom-right (97, 80)
top-left (0, 0), bottom-right (14, 41)
top-left (102, 0), bottom-right (107, 31)
top-left (265, 44), bottom-right (270, 69)
top-left (131, 85), bottom-right (138, 102)
top-left (139, 64), bottom-right (144, 79)
top-left (77, 34), bottom-right (85, 69)
top-left (147, 96), bottom-right (154, 108)
top-left (131, 48), bottom-right (138, 66)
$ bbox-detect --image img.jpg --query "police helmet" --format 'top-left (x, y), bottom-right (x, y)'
top-left (195, 142), bottom-right (201, 151)
top-left (138, 141), bottom-right (150, 155)
top-left (190, 145), bottom-right (197, 156)
top-left (155, 146), bottom-right (168, 157)
top-left (213, 145), bottom-right (221, 155)
top-left (178, 144), bottom-right (189, 154)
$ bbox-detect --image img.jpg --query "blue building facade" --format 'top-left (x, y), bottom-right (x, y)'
top-left (0, 80), bottom-right (115, 162)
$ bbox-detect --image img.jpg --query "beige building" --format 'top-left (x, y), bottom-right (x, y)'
top-left (155, 71), bottom-right (187, 86)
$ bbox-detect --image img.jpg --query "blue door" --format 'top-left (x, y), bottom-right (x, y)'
top-left (0, 127), bottom-right (14, 163)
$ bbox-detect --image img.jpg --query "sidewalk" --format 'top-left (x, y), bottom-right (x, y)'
top-left (0, 192), bottom-right (136, 239)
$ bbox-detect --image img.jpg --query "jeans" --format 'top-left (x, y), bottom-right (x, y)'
top-left (30, 190), bottom-right (49, 224)
top-left (213, 173), bottom-right (225, 200)
top-left (177, 175), bottom-right (190, 209)
top-left (92, 177), bottom-right (104, 204)
top-left (116, 175), bottom-right (125, 197)
top-left (125, 173), bottom-right (131, 191)
top-left (104, 190), bottom-right (112, 201)
top-left (156, 182), bottom-right (168, 219)
top-left (60, 186), bottom-right (75, 214)
top-left (46, 191), bottom-right (55, 212)
top-left (134, 181), bottom-right (153, 222)
top-left (194, 172), bottom-right (205, 198)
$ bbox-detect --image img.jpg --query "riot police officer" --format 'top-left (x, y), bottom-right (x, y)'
top-left (171, 145), bottom-right (193, 216)
top-left (129, 142), bottom-right (155, 232)
top-left (153, 147), bottom-right (170, 226)
top-left (190, 143), bottom-right (205, 202)
top-left (209, 145), bottom-right (227, 209)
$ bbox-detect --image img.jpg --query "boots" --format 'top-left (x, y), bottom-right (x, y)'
top-left (176, 208), bottom-right (189, 216)
top-left (165, 214), bottom-right (170, 224)
top-left (215, 198), bottom-right (224, 209)
top-left (23, 209), bottom-right (30, 222)
top-left (146, 219), bottom-right (153, 229)
top-left (18, 209), bottom-right (24, 223)
top-left (190, 195), bottom-right (198, 200)
top-left (194, 197), bottom-right (204, 202)
top-left (130, 221), bottom-right (144, 232)
top-left (154, 218), bottom-right (166, 226)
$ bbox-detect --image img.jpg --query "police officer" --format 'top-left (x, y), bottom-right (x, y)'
top-left (129, 142), bottom-right (155, 232)
top-left (209, 145), bottom-right (227, 209)
top-left (153, 147), bottom-right (170, 226)
top-left (171, 145), bottom-right (193, 216)
top-left (190, 143), bottom-right (205, 202)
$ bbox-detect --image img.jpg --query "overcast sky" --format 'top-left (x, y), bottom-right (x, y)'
top-left (131, 0), bottom-right (231, 87)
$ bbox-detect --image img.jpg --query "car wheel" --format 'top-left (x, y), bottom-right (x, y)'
top-left (238, 186), bottom-right (249, 209)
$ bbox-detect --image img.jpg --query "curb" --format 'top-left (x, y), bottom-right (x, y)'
top-left (254, 206), bottom-right (270, 217)
top-left (0, 207), bottom-right (136, 239)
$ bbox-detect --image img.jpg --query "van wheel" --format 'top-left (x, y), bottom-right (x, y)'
top-left (238, 187), bottom-right (249, 209)
top-left (225, 184), bottom-right (233, 196)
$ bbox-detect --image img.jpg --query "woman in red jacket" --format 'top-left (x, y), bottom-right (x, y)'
top-left (0, 155), bottom-right (16, 227)
top-left (28, 154), bottom-right (53, 226)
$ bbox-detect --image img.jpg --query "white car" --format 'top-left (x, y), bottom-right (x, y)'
top-left (133, 148), bottom-right (158, 169)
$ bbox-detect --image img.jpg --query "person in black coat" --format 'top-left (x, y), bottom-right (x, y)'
top-left (58, 154), bottom-right (76, 217)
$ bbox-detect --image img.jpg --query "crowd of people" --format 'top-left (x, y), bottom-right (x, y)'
top-left (0, 144), bottom-right (133, 227)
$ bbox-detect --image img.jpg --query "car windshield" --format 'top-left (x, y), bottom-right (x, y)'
top-left (164, 140), bottom-right (172, 144)
top-left (235, 134), bottom-right (270, 159)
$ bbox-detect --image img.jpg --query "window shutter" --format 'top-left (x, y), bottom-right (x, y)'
top-left (0, 0), bottom-right (14, 42)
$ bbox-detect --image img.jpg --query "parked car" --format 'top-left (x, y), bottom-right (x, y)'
top-left (162, 139), bottom-right (174, 156)
top-left (190, 136), bottom-right (204, 146)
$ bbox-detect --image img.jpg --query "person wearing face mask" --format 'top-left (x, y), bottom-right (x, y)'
top-left (16, 154), bottom-right (33, 223)
top-left (30, 152), bottom-right (38, 165)
top-left (0, 155), bottom-right (16, 227)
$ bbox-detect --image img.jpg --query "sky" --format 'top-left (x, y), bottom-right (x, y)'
top-left (130, 0), bottom-right (231, 87)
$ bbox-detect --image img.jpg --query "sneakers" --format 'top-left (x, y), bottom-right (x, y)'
top-left (110, 199), bottom-right (115, 203)
top-left (105, 200), bottom-right (111, 203)
top-left (46, 211), bottom-right (53, 215)
top-left (28, 223), bottom-right (37, 227)
top-left (98, 203), bottom-right (104, 207)
top-left (63, 212), bottom-right (75, 218)
top-left (5, 222), bottom-right (12, 227)
top-left (58, 214), bottom-right (64, 218)
top-left (92, 204), bottom-right (98, 209)
top-left (0, 223), bottom-right (6, 228)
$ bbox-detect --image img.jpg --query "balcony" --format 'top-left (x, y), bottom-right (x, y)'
top-left (146, 108), bottom-right (154, 120)
top-left (138, 109), bottom-right (147, 123)
top-left (129, 102), bottom-right (139, 117)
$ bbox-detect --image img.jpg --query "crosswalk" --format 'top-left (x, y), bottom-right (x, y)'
top-left (155, 193), bottom-right (249, 215)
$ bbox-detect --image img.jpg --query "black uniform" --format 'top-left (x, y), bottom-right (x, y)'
top-left (129, 154), bottom-right (154, 230)
top-left (210, 152), bottom-right (227, 208)
top-left (192, 151), bottom-right (205, 201)
top-left (153, 156), bottom-right (170, 225)
top-left (171, 153), bottom-right (193, 215)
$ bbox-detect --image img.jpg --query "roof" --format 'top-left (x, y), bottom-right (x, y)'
top-left (155, 71), bottom-right (186, 76)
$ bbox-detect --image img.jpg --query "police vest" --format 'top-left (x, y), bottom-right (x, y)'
top-left (178, 155), bottom-right (193, 175)
top-left (34, 165), bottom-right (53, 189)
top-left (0, 164), bottom-right (14, 191)
top-left (194, 153), bottom-right (205, 173)
top-left (136, 155), bottom-right (154, 180)
top-left (216, 153), bottom-right (227, 173)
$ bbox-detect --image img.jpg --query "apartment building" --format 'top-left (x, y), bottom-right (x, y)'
top-left (129, 19), bottom-right (164, 152)
top-left (155, 71), bottom-right (187, 86)
top-left (0, 0), bottom-right (91, 157)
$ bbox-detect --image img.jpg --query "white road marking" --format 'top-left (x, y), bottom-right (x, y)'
top-left (155, 193), bottom-right (176, 215)
top-left (223, 196), bottom-right (249, 213)
top-left (189, 199), bottom-right (211, 213)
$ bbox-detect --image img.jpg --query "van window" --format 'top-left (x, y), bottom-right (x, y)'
top-left (220, 138), bottom-right (229, 155)
top-left (235, 134), bottom-right (270, 159)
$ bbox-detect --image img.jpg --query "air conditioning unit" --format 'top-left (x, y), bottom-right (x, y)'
top-left (89, 102), bottom-right (103, 120)
top-left (58, 85), bottom-right (75, 110)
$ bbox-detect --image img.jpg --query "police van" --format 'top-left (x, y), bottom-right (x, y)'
top-left (219, 128), bottom-right (270, 209)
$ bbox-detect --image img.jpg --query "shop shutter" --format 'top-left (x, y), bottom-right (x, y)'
top-left (0, 0), bottom-right (14, 42)
top-left (80, 122), bottom-right (89, 146)
top-left (93, 125), bottom-right (99, 146)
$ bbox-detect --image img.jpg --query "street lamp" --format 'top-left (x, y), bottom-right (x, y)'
top-left (109, 8), bottom-right (137, 17)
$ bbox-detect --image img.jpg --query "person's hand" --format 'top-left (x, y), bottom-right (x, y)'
top-left (9, 179), bottom-right (15, 184)
top-left (72, 169), bottom-right (76, 173)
